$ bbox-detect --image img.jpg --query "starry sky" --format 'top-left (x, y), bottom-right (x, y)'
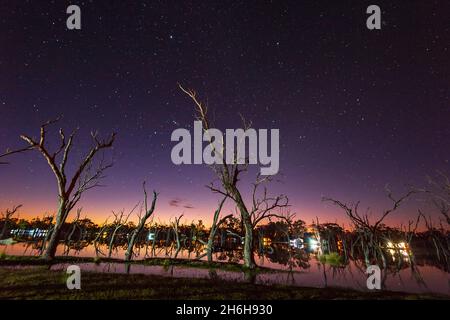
top-left (0, 0), bottom-right (449, 226)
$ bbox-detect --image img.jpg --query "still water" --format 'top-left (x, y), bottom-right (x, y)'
top-left (2, 242), bottom-right (449, 296)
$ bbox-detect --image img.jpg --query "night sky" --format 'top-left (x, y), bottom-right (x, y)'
top-left (1, 1), bottom-right (449, 226)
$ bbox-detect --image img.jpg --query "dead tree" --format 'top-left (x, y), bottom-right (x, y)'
top-left (108, 206), bottom-right (134, 258)
top-left (64, 208), bottom-right (82, 255)
top-left (18, 119), bottom-right (115, 260)
top-left (179, 85), bottom-right (290, 269)
top-left (323, 187), bottom-right (414, 268)
top-left (197, 196), bottom-right (232, 262)
top-left (125, 182), bottom-right (158, 262)
top-left (0, 205), bottom-right (22, 239)
top-left (249, 175), bottom-right (292, 228)
top-left (171, 214), bottom-right (184, 259)
top-left (93, 217), bottom-right (110, 258)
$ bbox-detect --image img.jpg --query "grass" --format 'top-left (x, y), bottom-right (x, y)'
top-left (0, 254), bottom-right (276, 274)
top-left (0, 251), bottom-right (6, 260)
top-left (318, 252), bottom-right (344, 267)
top-left (0, 266), bottom-right (447, 300)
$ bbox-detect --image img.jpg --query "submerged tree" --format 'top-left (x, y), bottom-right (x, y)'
top-left (18, 119), bottom-right (115, 260)
top-left (171, 214), bottom-right (184, 259)
top-left (323, 187), bottom-right (414, 268)
top-left (179, 85), bottom-right (291, 269)
top-left (197, 196), bottom-right (232, 262)
top-left (108, 206), bottom-right (134, 258)
top-left (125, 182), bottom-right (158, 262)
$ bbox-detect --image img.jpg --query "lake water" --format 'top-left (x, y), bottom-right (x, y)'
top-left (2, 242), bottom-right (449, 296)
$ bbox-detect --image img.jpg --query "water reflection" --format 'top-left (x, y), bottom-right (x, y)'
top-left (1, 241), bottom-right (449, 296)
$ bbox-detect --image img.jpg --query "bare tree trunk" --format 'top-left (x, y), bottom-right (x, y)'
top-left (108, 227), bottom-right (121, 258)
top-left (19, 119), bottom-right (116, 261)
top-left (205, 197), bottom-right (229, 262)
top-left (233, 191), bottom-right (256, 269)
top-left (42, 225), bottom-right (61, 260)
top-left (42, 205), bottom-right (67, 260)
top-left (125, 184), bottom-right (157, 262)
top-left (179, 85), bottom-right (290, 270)
top-left (243, 215), bottom-right (255, 268)
top-left (93, 218), bottom-right (109, 258)
top-left (172, 215), bottom-right (183, 259)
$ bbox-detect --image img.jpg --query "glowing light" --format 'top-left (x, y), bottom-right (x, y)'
top-left (386, 241), bottom-right (411, 259)
top-left (262, 237), bottom-right (272, 246)
top-left (289, 238), bottom-right (304, 249)
top-left (308, 238), bottom-right (320, 251)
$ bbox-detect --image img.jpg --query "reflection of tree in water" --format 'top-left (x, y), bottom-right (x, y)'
top-left (215, 249), bottom-right (243, 264)
top-left (263, 244), bottom-right (310, 270)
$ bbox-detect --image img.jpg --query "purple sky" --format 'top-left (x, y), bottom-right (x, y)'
top-left (1, 1), bottom-right (449, 226)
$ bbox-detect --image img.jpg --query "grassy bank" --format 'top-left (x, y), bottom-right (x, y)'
top-left (0, 266), bottom-right (447, 300)
top-left (0, 254), bottom-right (275, 274)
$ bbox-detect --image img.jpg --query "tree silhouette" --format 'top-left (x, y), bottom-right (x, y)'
top-left (18, 118), bottom-right (115, 260)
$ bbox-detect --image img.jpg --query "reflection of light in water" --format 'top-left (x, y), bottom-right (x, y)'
top-left (308, 238), bottom-right (320, 251)
top-left (10, 228), bottom-right (48, 238)
top-left (386, 241), bottom-right (411, 261)
top-left (3, 242), bottom-right (449, 296)
top-left (289, 238), bottom-right (303, 249)
top-left (262, 237), bottom-right (272, 246)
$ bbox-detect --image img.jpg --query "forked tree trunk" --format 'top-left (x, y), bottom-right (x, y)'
top-left (125, 188), bottom-right (157, 262)
top-left (19, 119), bottom-right (116, 261)
top-left (205, 197), bottom-right (228, 262)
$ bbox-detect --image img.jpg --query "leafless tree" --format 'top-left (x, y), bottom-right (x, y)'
top-left (323, 187), bottom-right (414, 268)
top-left (93, 217), bottom-right (110, 258)
top-left (63, 208), bottom-right (82, 255)
top-left (179, 84), bottom-right (290, 269)
top-left (197, 196), bottom-right (232, 262)
top-left (0, 204), bottom-right (22, 239)
top-left (108, 206), bottom-right (135, 258)
top-left (249, 175), bottom-right (292, 228)
top-left (18, 118), bottom-right (116, 260)
top-left (171, 214), bottom-right (184, 259)
top-left (125, 182), bottom-right (158, 261)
